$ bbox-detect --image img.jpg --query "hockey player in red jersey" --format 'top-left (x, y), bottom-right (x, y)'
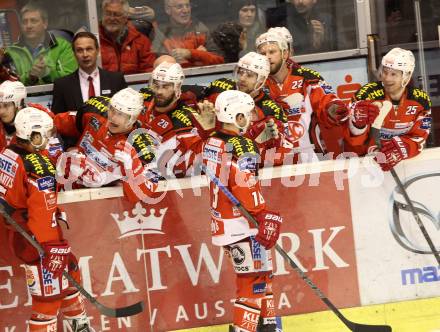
top-left (138, 62), bottom-right (203, 178)
top-left (345, 47), bottom-right (431, 171)
top-left (202, 90), bottom-right (282, 332)
top-left (198, 52), bottom-right (288, 165)
top-left (0, 80), bottom-right (26, 148)
top-left (54, 88), bottom-right (158, 202)
top-left (0, 80), bottom-right (64, 162)
top-left (256, 31), bottom-right (349, 162)
top-left (0, 107), bottom-right (93, 331)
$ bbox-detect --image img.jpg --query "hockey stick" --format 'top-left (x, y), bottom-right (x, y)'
top-left (371, 102), bottom-right (440, 266)
top-left (200, 164), bottom-right (392, 332)
top-left (0, 206), bottom-right (144, 318)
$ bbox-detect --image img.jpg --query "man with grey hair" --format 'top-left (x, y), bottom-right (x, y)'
top-left (5, 2), bottom-right (77, 85)
top-left (99, 0), bottom-right (156, 74)
top-left (153, 0), bottom-right (223, 67)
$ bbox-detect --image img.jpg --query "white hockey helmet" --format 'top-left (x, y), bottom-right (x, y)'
top-left (0, 80), bottom-right (27, 108)
top-left (381, 48), bottom-right (415, 86)
top-left (235, 52), bottom-right (270, 91)
top-left (255, 31), bottom-right (288, 53)
top-left (268, 27), bottom-right (293, 53)
top-left (15, 107), bottom-right (53, 147)
top-left (215, 90), bottom-right (255, 129)
top-left (151, 61), bottom-right (185, 98)
top-left (109, 87), bottom-right (144, 125)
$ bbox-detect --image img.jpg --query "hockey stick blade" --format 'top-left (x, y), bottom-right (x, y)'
top-left (0, 206), bottom-right (145, 317)
top-left (369, 100), bottom-right (392, 145)
top-left (200, 164), bottom-right (392, 332)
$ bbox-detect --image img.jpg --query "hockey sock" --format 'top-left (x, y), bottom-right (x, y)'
top-left (233, 297), bottom-right (261, 332)
top-left (28, 317), bottom-right (57, 332)
top-left (61, 291), bottom-right (86, 318)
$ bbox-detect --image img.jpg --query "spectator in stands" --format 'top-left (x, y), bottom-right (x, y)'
top-left (267, 0), bottom-right (335, 54)
top-left (0, 48), bottom-right (19, 83)
top-left (5, 2), bottom-right (77, 85)
top-left (152, 0), bottom-right (223, 67)
top-left (128, 5), bottom-right (156, 40)
top-left (385, 0), bottom-right (439, 44)
top-left (46, 0), bottom-right (87, 34)
top-left (52, 31), bottom-right (127, 114)
top-left (99, 0), bottom-right (156, 74)
top-left (235, 0), bottom-right (266, 57)
top-left (211, 22), bottom-right (244, 63)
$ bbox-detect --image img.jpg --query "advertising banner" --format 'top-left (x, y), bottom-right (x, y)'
top-left (0, 172), bottom-right (360, 331)
top-left (349, 153), bottom-right (440, 305)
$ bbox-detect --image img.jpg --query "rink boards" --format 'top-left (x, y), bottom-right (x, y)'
top-left (1, 148), bottom-right (440, 331)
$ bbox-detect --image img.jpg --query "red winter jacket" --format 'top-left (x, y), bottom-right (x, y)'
top-left (99, 22), bottom-right (156, 74)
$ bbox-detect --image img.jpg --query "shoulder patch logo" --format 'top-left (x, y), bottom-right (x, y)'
top-left (37, 176), bottom-right (55, 191)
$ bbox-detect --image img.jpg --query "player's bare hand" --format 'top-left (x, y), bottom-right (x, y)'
top-left (195, 100), bottom-right (216, 130)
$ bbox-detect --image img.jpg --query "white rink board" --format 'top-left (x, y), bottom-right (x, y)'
top-left (349, 149), bottom-right (440, 305)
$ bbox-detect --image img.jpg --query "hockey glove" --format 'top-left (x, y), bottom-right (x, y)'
top-left (375, 137), bottom-right (409, 171)
top-left (326, 100), bottom-right (350, 125)
top-left (255, 210), bottom-right (283, 250)
top-left (41, 240), bottom-right (72, 278)
top-left (56, 151), bottom-right (86, 182)
top-left (350, 100), bottom-right (380, 128)
top-left (248, 119), bottom-right (280, 144)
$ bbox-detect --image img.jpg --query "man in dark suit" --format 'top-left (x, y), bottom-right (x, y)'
top-left (51, 31), bottom-right (127, 114)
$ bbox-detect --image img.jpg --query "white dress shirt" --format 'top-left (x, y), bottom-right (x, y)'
top-left (78, 68), bottom-right (101, 102)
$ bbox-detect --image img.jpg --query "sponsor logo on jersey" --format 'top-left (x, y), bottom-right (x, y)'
top-left (172, 108), bottom-right (192, 127)
top-left (230, 245), bottom-right (246, 265)
top-left (320, 82), bottom-right (334, 94)
top-left (412, 88), bottom-right (430, 102)
top-left (48, 143), bottom-right (63, 156)
top-left (42, 268), bottom-right (55, 296)
top-left (286, 106), bottom-right (302, 116)
top-left (210, 207), bottom-right (221, 218)
top-left (261, 99), bottom-right (283, 119)
top-left (380, 127), bottom-right (411, 140)
top-left (44, 192), bottom-right (57, 210)
top-left (209, 78), bottom-right (235, 92)
top-left (89, 116), bottom-right (101, 131)
top-left (394, 122), bottom-right (412, 129)
top-left (25, 265), bottom-right (42, 296)
top-left (203, 145), bottom-right (221, 164)
top-left (79, 132), bottom-right (116, 169)
top-left (87, 96), bottom-right (109, 113)
top-left (0, 154), bottom-right (18, 177)
top-left (251, 237), bottom-right (262, 260)
top-left (37, 176), bottom-right (55, 191)
top-left (24, 154), bottom-right (45, 175)
top-left (287, 121), bottom-right (306, 142)
top-left (237, 155), bottom-right (257, 172)
top-left (26, 268), bottom-right (36, 288)
top-left (133, 133), bottom-right (155, 163)
top-left (228, 137), bottom-right (257, 157)
top-left (420, 117), bottom-right (432, 130)
top-left (2, 149), bottom-right (18, 160)
top-left (0, 172), bottom-right (13, 188)
top-left (253, 282), bottom-right (266, 294)
top-left (232, 206), bottom-right (241, 217)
